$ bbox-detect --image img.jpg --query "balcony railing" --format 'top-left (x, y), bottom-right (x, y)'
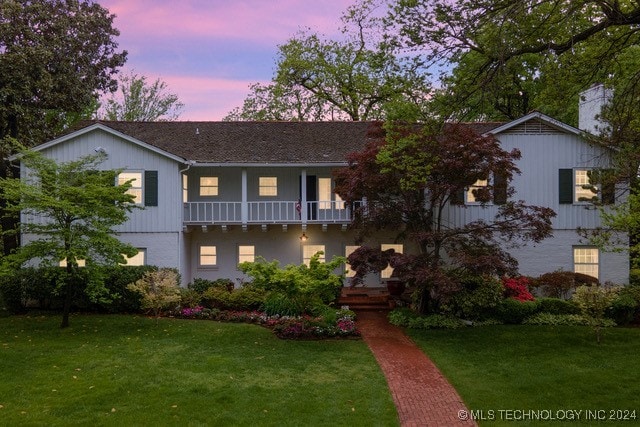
top-left (183, 200), bottom-right (361, 224)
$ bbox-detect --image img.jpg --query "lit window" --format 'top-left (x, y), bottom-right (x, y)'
top-left (303, 245), bottom-right (325, 266)
top-left (259, 177), bottom-right (277, 196)
top-left (118, 172), bottom-right (142, 204)
top-left (345, 245), bottom-right (360, 278)
top-left (574, 247), bottom-right (599, 279)
top-left (59, 258), bottom-right (86, 267)
top-left (200, 246), bottom-right (217, 266)
top-left (199, 176), bottom-right (219, 196)
top-left (467, 179), bottom-right (488, 203)
top-left (182, 174), bottom-right (188, 203)
top-left (238, 245), bottom-right (255, 264)
top-left (123, 249), bottom-right (146, 266)
top-left (335, 192), bottom-right (345, 210)
top-left (381, 244), bottom-right (403, 279)
top-left (575, 170), bottom-right (597, 202)
top-left (319, 178), bottom-right (332, 209)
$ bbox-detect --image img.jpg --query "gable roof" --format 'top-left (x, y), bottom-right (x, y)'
top-left (486, 111), bottom-right (582, 136)
top-left (25, 123), bottom-right (187, 163)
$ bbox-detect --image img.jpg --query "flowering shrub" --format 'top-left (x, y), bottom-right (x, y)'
top-left (177, 307), bottom-right (359, 340)
top-left (502, 276), bottom-right (535, 302)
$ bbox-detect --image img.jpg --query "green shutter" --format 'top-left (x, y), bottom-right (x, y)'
top-left (144, 170), bottom-right (158, 207)
top-left (559, 169), bottom-right (573, 204)
top-left (493, 173), bottom-right (508, 205)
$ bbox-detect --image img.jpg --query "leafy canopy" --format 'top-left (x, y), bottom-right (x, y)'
top-left (0, 0), bottom-right (127, 145)
top-left (0, 147), bottom-right (139, 326)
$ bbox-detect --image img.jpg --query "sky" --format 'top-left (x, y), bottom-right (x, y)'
top-left (99, 0), bottom-right (355, 121)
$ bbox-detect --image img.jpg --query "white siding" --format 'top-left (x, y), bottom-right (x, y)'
top-left (34, 129), bottom-right (183, 233)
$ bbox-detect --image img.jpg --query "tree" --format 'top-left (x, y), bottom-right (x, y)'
top-left (383, 0), bottom-right (640, 123)
top-left (334, 122), bottom-right (555, 312)
top-left (223, 82), bottom-right (331, 121)
top-left (101, 72), bottom-right (184, 121)
top-left (227, 2), bottom-right (431, 121)
top-left (0, 148), bottom-right (139, 327)
top-left (0, 0), bottom-right (127, 145)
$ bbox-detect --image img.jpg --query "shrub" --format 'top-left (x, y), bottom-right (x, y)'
top-left (389, 308), bottom-right (465, 329)
top-left (607, 294), bottom-right (638, 326)
top-left (494, 299), bottom-right (539, 324)
top-left (442, 273), bottom-right (504, 320)
top-left (202, 285), bottom-right (265, 311)
top-left (532, 271), bottom-right (598, 299)
top-left (188, 277), bottom-right (234, 294)
top-left (536, 297), bottom-right (581, 315)
top-left (180, 288), bottom-right (202, 308)
top-left (573, 284), bottom-right (620, 343)
top-left (127, 269), bottom-right (181, 318)
top-left (502, 276), bottom-right (535, 301)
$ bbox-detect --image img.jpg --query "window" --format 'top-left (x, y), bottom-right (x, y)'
top-left (123, 249), bottom-right (146, 266)
top-left (182, 174), bottom-right (188, 203)
top-left (466, 179), bottom-right (489, 203)
top-left (381, 244), bottom-right (403, 279)
top-left (303, 245), bottom-right (325, 266)
top-left (238, 245), bottom-right (255, 264)
top-left (574, 247), bottom-right (599, 279)
top-left (200, 246), bottom-right (217, 266)
top-left (118, 172), bottom-right (143, 204)
top-left (117, 171), bottom-right (158, 206)
top-left (345, 245), bottom-right (360, 278)
top-left (318, 177), bottom-right (345, 210)
top-left (199, 176), bottom-right (219, 196)
top-left (319, 178), bottom-right (332, 209)
top-left (559, 169), bottom-right (613, 205)
top-left (574, 169), bottom-right (597, 203)
top-left (59, 258), bottom-right (86, 267)
top-left (259, 177), bottom-right (277, 196)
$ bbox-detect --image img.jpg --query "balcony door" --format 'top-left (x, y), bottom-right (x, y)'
top-left (300, 175), bottom-right (317, 220)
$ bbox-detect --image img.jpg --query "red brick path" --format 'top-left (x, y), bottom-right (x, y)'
top-left (356, 310), bottom-right (477, 427)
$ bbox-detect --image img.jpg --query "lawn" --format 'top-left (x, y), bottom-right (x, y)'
top-left (0, 314), bottom-right (398, 427)
top-left (408, 325), bottom-right (640, 426)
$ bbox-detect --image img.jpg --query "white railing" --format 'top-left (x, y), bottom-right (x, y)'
top-left (183, 200), bottom-right (362, 224)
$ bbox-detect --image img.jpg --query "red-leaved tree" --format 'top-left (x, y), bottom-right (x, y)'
top-left (334, 121), bottom-right (556, 313)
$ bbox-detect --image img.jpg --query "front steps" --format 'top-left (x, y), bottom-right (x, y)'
top-left (338, 287), bottom-right (392, 311)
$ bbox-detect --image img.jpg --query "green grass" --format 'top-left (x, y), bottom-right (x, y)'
top-left (408, 325), bottom-right (640, 426)
top-left (0, 314), bottom-right (398, 426)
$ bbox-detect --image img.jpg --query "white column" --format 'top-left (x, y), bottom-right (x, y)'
top-left (241, 169), bottom-right (248, 225)
top-left (301, 169), bottom-right (307, 225)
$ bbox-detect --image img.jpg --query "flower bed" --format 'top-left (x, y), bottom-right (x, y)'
top-left (177, 306), bottom-right (360, 339)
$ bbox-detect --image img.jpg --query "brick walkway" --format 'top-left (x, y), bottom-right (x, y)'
top-left (356, 310), bottom-right (477, 427)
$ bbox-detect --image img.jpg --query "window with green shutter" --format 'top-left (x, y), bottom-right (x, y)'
top-left (558, 169), bottom-right (573, 204)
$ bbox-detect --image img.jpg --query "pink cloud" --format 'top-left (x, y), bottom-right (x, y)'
top-left (98, 0), bottom-right (359, 120)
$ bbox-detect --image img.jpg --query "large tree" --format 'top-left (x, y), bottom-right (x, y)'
top-left (0, 0), bottom-right (127, 145)
top-left (0, 148), bottom-right (139, 327)
top-left (101, 72), bottom-right (184, 121)
top-left (227, 2), bottom-right (430, 121)
top-left (383, 0), bottom-right (640, 123)
top-left (334, 122), bottom-right (555, 312)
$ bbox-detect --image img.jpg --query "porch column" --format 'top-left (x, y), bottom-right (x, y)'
top-left (241, 168), bottom-right (248, 225)
top-left (301, 169), bottom-right (307, 226)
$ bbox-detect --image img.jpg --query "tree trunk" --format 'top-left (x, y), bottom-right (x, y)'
top-left (61, 284), bottom-right (72, 328)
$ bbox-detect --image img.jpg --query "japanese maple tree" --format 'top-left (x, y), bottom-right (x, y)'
top-left (334, 121), bottom-right (555, 313)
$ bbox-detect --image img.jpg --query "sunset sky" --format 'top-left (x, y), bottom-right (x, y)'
top-left (99, 0), bottom-right (354, 120)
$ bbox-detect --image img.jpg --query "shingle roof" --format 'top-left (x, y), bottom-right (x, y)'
top-left (68, 120), bottom-right (507, 164)
top-left (97, 121), bottom-right (382, 164)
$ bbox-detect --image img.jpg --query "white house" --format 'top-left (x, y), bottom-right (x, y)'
top-left (19, 103), bottom-right (629, 286)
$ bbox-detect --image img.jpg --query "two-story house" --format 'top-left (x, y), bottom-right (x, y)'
top-left (18, 91), bottom-right (629, 286)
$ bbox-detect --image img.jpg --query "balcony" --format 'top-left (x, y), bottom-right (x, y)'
top-left (183, 200), bottom-right (361, 225)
